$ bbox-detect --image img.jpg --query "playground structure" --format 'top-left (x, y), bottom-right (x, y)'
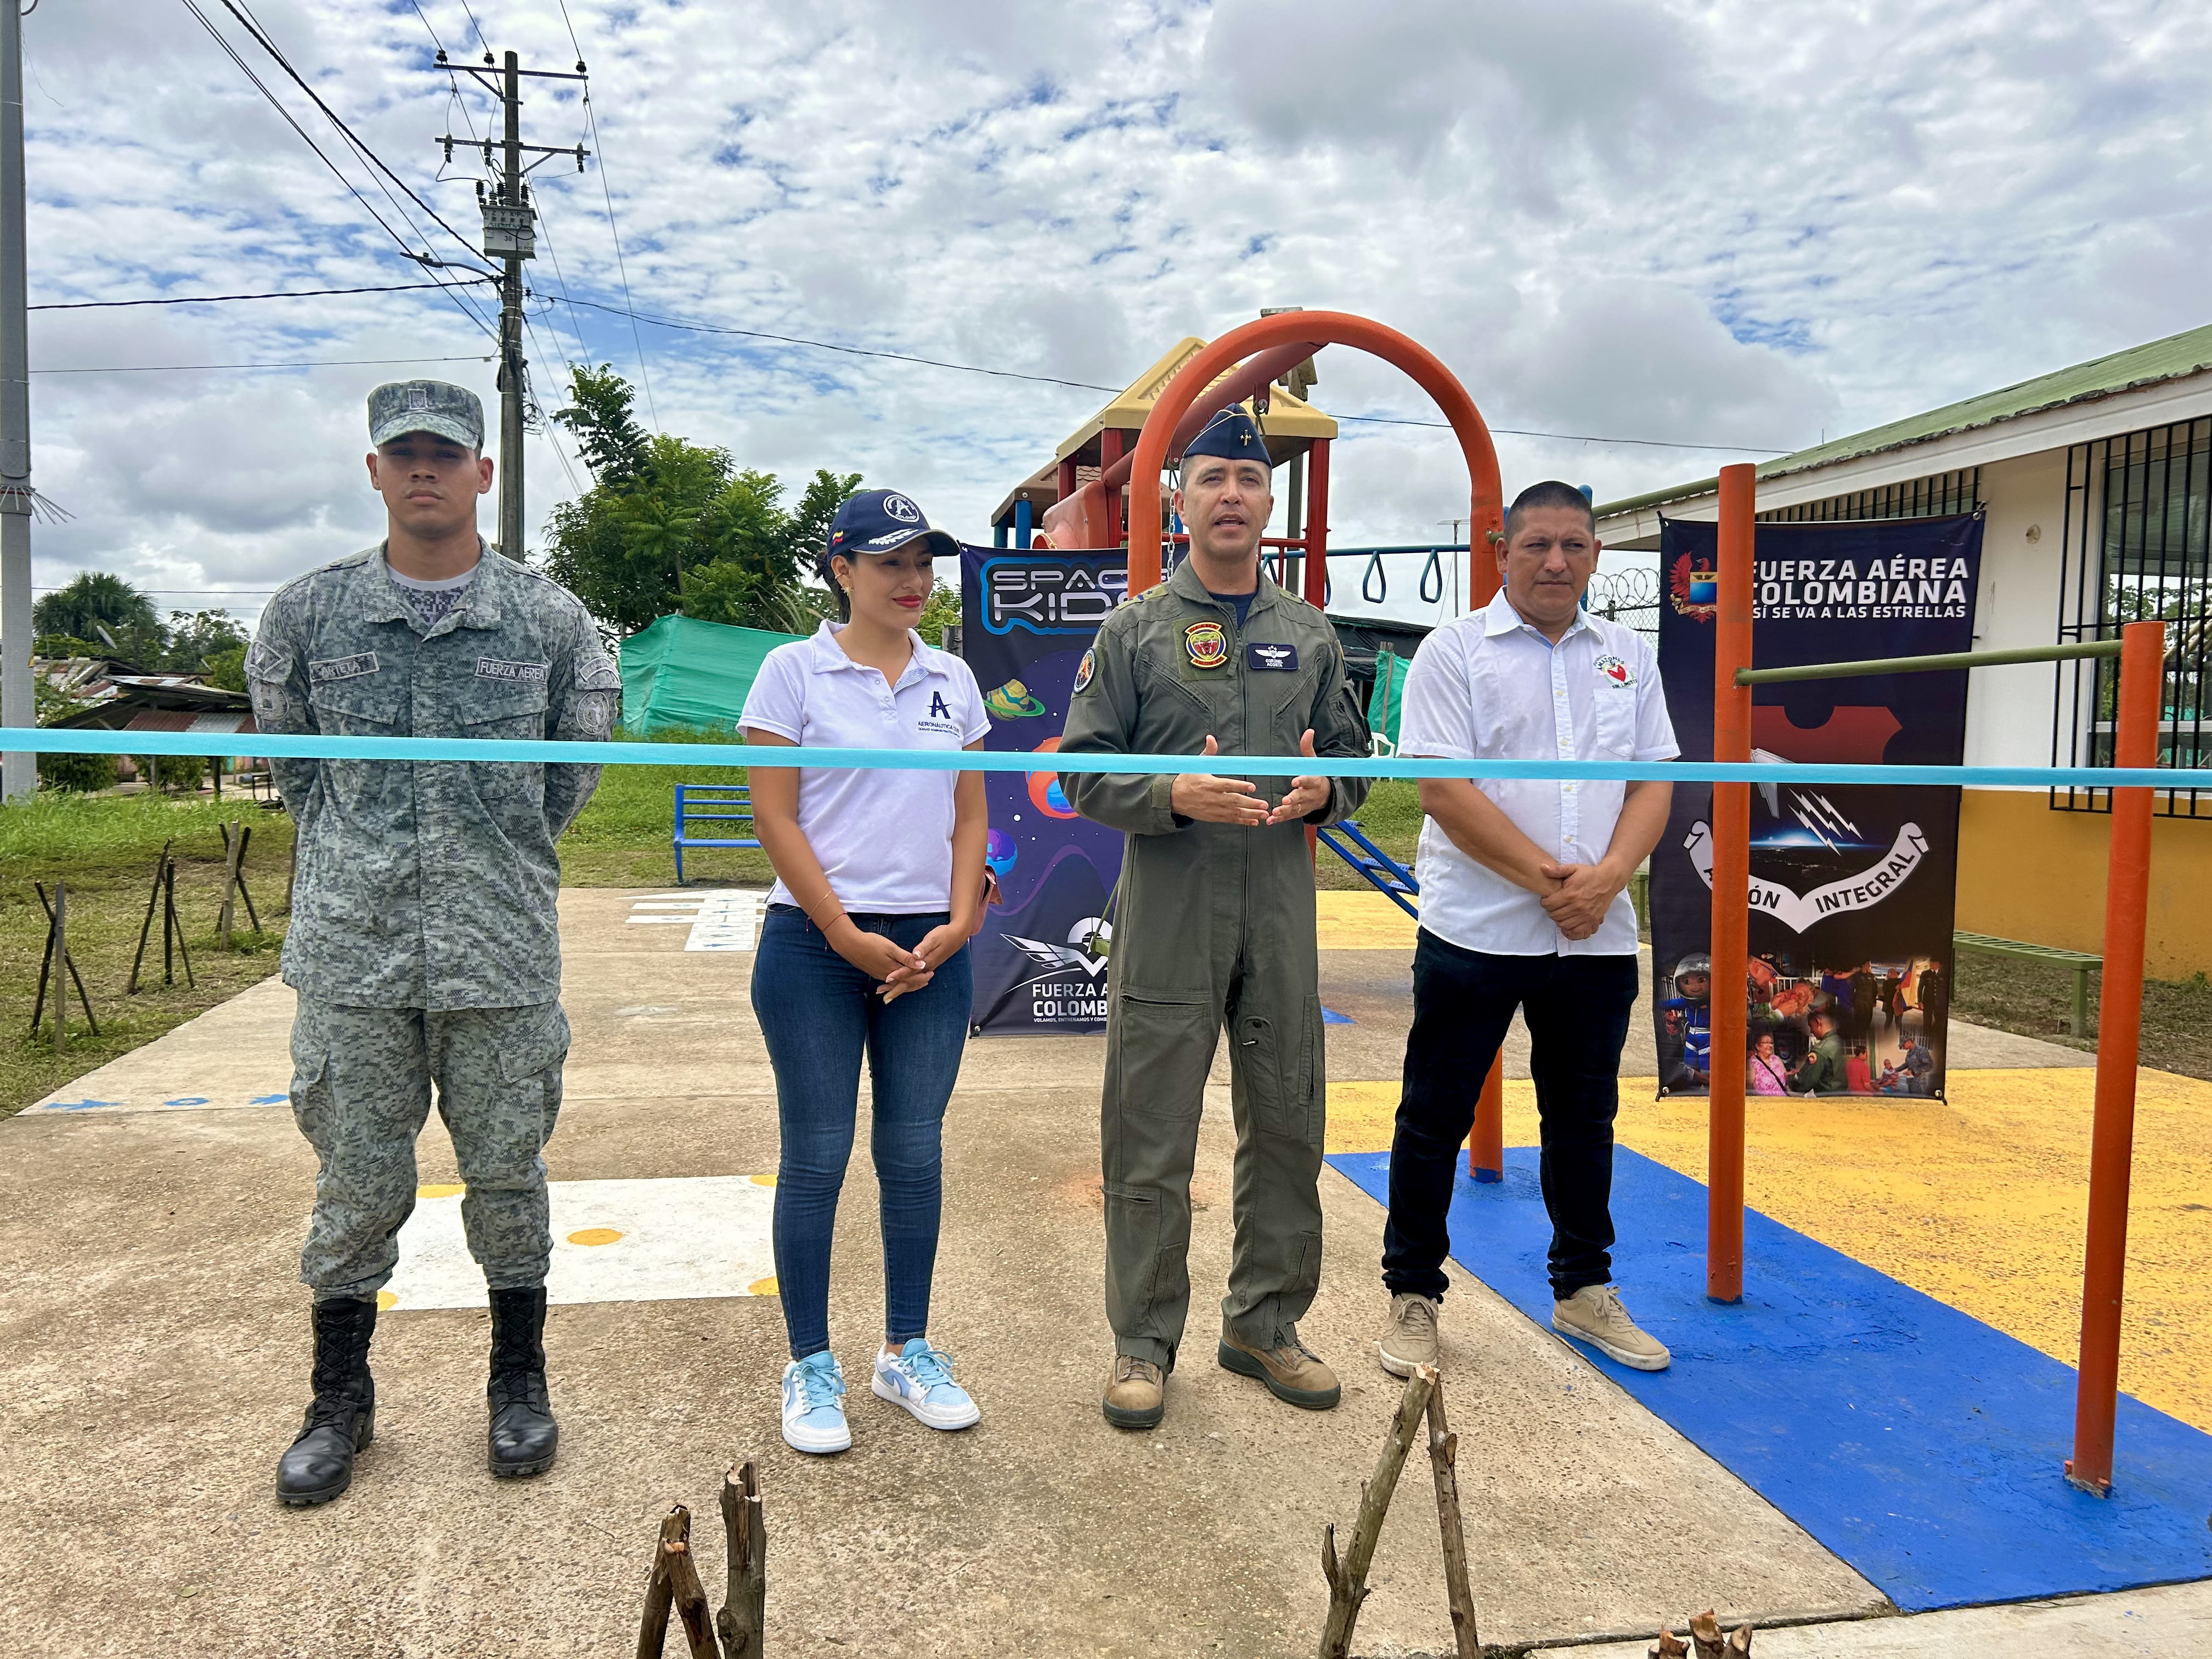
top-left (1109, 314), bottom-right (2174, 1498)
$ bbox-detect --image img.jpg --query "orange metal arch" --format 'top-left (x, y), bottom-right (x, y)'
top-left (1126, 309), bottom-right (1512, 1179)
top-left (1125, 309), bottom-right (1507, 606)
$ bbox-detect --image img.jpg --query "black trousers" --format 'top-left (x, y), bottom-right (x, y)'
top-left (1383, 932), bottom-right (1639, 1301)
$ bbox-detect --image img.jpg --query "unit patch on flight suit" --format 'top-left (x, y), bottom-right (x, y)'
top-left (1183, 620), bottom-right (1228, 669)
top-left (1073, 647), bottom-right (1097, 694)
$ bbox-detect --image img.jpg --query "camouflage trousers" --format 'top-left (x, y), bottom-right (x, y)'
top-left (290, 997), bottom-right (571, 1301)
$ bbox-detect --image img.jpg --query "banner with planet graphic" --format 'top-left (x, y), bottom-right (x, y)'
top-left (960, 544), bottom-right (1132, 1035)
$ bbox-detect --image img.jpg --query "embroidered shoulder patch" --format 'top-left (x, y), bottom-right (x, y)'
top-left (1072, 647), bottom-right (1097, 694)
top-left (476, 658), bottom-right (550, 683)
top-left (309, 652), bottom-right (379, 683)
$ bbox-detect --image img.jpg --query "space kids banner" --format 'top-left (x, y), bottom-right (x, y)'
top-left (1650, 513), bottom-right (1982, 1102)
top-left (960, 544), bottom-right (1130, 1036)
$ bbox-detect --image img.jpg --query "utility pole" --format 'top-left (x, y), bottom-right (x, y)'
top-left (432, 47), bottom-right (589, 562)
top-left (0, 0), bottom-right (32, 802)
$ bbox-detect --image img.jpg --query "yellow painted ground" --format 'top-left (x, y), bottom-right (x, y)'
top-left (1325, 1069), bottom-right (2212, 1434)
top-left (1314, 888), bottom-right (1419, 950)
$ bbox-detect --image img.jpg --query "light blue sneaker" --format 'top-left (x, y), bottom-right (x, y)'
top-left (871, 1338), bottom-right (980, 1431)
top-left (780, 1352), bottom-right (850, 1454)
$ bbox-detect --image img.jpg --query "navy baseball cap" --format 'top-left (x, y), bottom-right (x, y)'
top-left (827, 489), bottom-right (960, 560)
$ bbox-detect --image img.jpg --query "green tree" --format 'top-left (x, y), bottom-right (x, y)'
top-left (542, 365), bottom-right (858, 641)
top-left (162, 608), bottom-right (250, 675)
top-left (917, 584), bottom-right (960, 647)
top-left (31, 572), bottom-right (163, 663)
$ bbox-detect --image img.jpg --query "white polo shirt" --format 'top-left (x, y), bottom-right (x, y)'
top-left (1397, 590), bottom-right (1677, 956)
top-left (740, 622), bottom-right (990, 913)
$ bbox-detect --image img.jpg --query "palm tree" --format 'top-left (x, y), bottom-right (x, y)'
top-left (620, 494), bottom-right (702, 600)
top-left (32, 571), bottom-right (162, 657)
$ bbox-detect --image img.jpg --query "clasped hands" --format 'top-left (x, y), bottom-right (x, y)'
top-left (1534, 857), bottom-right (1627, 942)
top-left (825, 916), bottom-right (972, 1003)
top-left (1169, 731), bottom-right (1330, 827)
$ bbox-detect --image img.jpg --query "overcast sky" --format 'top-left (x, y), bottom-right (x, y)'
top-left (16, 0), bottom-right (2209, 628)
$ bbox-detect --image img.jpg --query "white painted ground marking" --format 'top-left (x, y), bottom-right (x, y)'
top-left (380, 1176), bottom-right (778, 1311)
top-left (686, 890), bottom-right (764, 952)
top-left (631, 901), bottom-right (704, 910)
top-left (627, 916), bottom-right (701, 924)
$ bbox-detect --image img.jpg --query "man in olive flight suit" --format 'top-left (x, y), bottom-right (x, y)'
top-left (1061, 405), bottom-right (1371, 1429)
top-left (247, 380), bottom-right (618, 1505)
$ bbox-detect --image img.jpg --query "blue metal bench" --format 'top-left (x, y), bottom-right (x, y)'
top-left (673, 782), bottom-right (760, 885)
top-left (1317, 819), bottom-right (1419, 918)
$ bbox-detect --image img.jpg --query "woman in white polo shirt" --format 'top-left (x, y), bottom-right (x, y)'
top-left (740, 489), bottom-right (990, 1455)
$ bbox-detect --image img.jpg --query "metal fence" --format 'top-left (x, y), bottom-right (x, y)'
top-left (1758, 467), bottom-right (1981, 522)
top-left (2052, 417), bottom-right (2210, 818)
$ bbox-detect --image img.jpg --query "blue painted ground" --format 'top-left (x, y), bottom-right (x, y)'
top-left (1328, 1146), bottom-right (2212, 1611)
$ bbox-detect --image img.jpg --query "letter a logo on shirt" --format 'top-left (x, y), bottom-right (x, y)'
top-left (929, 691), bottom-right (951, 720)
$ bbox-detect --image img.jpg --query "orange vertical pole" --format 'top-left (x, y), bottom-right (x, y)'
top-left (2066, 618), bottom-right (2165, 1496)
top-left (1468, 486), bottom-right (1506, 1183)
top-left (1706, 465), bottom-right (1756, 1303)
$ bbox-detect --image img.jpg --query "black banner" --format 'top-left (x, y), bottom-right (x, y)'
top-left (959, 544), bottom-right (1129, 1035)
top-left (1652, 514), bottom-right (1983, 1100)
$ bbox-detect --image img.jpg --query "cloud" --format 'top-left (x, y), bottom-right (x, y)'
top-left (4, 0), bottom-right (2210, 633)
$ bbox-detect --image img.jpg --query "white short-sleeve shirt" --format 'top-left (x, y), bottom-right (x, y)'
top-left (740, 622), bottom-right (990, 913)
top-left (1397, 590), bottom-right (1677, 956)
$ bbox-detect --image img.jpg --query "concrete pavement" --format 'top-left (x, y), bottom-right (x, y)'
top-left (1, 886), bottom-right (1903, 1657)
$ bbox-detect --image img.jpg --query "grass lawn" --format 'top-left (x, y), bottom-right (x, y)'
top-left (1, 792), bottom-right (294, 1117)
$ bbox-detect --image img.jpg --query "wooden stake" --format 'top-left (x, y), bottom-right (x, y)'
top-left (636, 1508), bottom-right (684, 1659)
top-left (164, 857), bottom-right (195, 989)
top-left (128, 840), bottom-right (172, 994)
top-left (666, 1530), bottom-right (719, 1658)
top-left (1424, 1380), bottom-right (1481, 1658)
top-left (32, 882), bottom-right (97, 1042)
top-left (233, 823), bottom-right (262, 932)
top-left (1689, 1610), bottom-right (1726, 1657)
top-left (218, 823), bottom-right (245, 949)
top-left (1319, 1363), bottom-right (1436, 1659)
top-left (717, 1460), bottom-right (766, 1659)
top-left (1649, 1630), bottom-right (1689, 1658)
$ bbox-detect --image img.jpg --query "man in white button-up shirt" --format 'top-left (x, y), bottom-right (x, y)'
top-left (1374, 482), bottom-right (1680, 1379)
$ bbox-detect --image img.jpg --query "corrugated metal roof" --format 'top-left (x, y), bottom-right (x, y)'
top-left (1594, 320), bottom-right (2212, 521)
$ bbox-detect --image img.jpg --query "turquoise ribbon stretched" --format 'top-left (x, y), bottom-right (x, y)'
top-left (1, 726), bottom-right (2194, 790)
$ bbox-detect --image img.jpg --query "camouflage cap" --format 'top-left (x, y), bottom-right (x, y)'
top-left (368, 380), bottom-right (486, 449)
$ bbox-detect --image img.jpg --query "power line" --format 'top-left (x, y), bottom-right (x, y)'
top-left (30, 279), bottom-right (495, 311)
top-left (579, 90), bottom-right (656, 427)
top-left (217, 0), bottom-right (487, 273)
top-left (32, 354), bottom-right (492, 375)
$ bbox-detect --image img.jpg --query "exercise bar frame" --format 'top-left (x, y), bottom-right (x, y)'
top-left (1706, 458), bottom-right (2164, 1496)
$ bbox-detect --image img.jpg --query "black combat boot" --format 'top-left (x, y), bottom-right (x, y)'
top-left (275, 1296), bottom-right (377, 1506)
top-left (487, 1285), bottom-right (558, 1477)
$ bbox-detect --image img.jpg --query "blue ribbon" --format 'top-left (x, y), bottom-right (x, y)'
top-left (2, 726), bottom-right (2196, 791)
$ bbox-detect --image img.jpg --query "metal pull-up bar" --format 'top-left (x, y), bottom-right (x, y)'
top-left (1707, 458), bottom-right (2166, 1496)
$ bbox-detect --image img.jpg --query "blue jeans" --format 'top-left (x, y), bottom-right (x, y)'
top-left (751, 906), bottom-right (972, 1362)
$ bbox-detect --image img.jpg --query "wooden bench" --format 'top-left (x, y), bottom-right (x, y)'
top-left (1954, 931), bottom-right (2102, 1037)
top-left (673, 783), bottom-right (760, 885)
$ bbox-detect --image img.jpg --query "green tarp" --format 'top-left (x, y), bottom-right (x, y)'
top-left (618, 613), bottom-right (807, 735)
top-left (1366, 645), bottom-right (1409, 753)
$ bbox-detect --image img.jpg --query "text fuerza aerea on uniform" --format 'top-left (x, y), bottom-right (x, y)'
top-left (1754, 556), bottom-right (1973, 622)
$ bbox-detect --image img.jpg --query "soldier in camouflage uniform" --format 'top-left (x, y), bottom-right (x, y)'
top-left (1060, 407), bottom-right (1371, 1429)
top-left (247, 380), bottom-right (618, 1505)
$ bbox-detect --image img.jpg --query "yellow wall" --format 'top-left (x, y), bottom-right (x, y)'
top-left (1957, 789), bottom-right (2212, 978)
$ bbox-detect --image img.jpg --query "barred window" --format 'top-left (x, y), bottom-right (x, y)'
top-left (2052, 417), bottom-right (2210, 817)
top-left (1758, 467), bottom-right (1980, 523)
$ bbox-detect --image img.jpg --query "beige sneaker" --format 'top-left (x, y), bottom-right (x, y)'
top-left (1217, 1330), bottom-right (1342, 1410)
top-left (1101, 1354), bottom-right (1166, 1430)
top-left (1551, 1284), bottom-right (1671, 1371)
top-left (1378, 1293), bottom-right (1440, 1378)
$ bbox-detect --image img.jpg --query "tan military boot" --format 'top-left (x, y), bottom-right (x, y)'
top-left (1552, 1284), bottom-right (1671, 1371)
top-left (1377, 1292), bottom-right (1441, 1378)
top-left (1102, 1354), bottom-right (1166, 1429)
top-left (1217, 1329), bottom-right (1342, 1409)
